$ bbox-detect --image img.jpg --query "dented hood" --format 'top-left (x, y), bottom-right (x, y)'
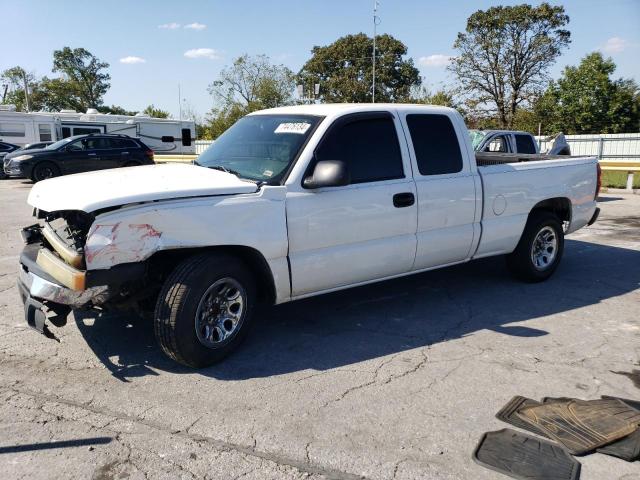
top-left (28, 163), bottom-right (258, 213)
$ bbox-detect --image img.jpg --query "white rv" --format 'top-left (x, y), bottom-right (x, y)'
top-left (0, 106), bottom-right (196, 154)
top-left (0, 106), bottom-right (60, 147)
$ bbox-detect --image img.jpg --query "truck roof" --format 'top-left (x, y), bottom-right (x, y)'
top-left (250, 103), bottom-right (458, 117)
top-left (480, 129), bottom-right (534, 136)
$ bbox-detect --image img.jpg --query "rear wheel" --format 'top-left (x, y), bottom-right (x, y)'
top-left (506, 211), bottom-right (564, 282)
top-left (32, 162), bottom-right (60, 182)
top-left (154, 253), bottom-right (256, 368)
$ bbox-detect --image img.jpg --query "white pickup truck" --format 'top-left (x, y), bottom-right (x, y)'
top-left (18, 104), bottom-right (601, 367)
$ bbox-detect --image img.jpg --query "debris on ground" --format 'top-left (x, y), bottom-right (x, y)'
top-left (475, 395), bottom-right (640, 479)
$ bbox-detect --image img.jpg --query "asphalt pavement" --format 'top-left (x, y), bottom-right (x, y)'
top-left (1, 178), bottom-right (638, 479)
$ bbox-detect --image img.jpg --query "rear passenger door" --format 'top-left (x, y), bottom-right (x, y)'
top-left (286, 112), bottom-right (418, 296)
top-left (400, 112), bottom-right (478, 270)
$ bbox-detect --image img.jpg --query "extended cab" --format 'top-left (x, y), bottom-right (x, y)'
top-left (17, 105), bottom-right (601, 367)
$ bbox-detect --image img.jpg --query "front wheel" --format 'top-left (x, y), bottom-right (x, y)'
top-left (154, 253), bottom-right (256, 368)
top-left (506, 211), bottom-right (565, 282)
top-left (32, 162), bottom-right (60, 182)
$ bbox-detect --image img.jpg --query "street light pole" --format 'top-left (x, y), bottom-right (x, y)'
top-left (372, 1), bottom-right (379, 103)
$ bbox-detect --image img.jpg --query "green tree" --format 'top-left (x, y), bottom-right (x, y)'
top-left (450, 3), bottom-right (570, 128)
top-left (535, 52), bottom-right (640, 134)
top-left (208, 54), bottom-right (295, 110)
top-left (203, 103), bottom-right (249, 140)
top-left (98, 105), bottom-right (139, 116)
top-left (204, 54), bottom-right (294, 138)
top-left (142, 104), bottom-right (171, 118)
top-left (410, 86), bottom-right (459, 109)
top-left (0, 66), bottom-right (48, 111)
top-left (51, 47), bottom-right (111, 110)
top-left (299, 33), bottom-right (420, 103)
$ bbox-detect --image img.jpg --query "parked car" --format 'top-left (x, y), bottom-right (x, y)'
top-left (17, 104), bottom-right (600, 367)
top-left (0, 141), bottom-right (20, 179)
top-left (3, 134), bottom-right (154, 181)
top-left (470, 129), bottom-right (540, 154)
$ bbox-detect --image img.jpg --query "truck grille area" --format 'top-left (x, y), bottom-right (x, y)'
top-left (23, 211), bottom-right (94, 290)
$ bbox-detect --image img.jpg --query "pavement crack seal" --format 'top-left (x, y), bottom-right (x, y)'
top-left (5, 386), bottom-right (367, 480)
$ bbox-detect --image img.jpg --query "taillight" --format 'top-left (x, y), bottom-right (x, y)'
top-left (595, 163), bottom-right (602, 199)
top-left (145, 149), bottom-right (154, 161)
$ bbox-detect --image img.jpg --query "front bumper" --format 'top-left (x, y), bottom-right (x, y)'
top-left (18, 263), bottom-right (109, 309)
top-left (3, 158), bottom-right (24, 177)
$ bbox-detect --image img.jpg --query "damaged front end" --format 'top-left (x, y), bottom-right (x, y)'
top-left (18, 209), bottom-right (146, 339)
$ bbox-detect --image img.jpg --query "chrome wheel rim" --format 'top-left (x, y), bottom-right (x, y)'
top-left (531, 226), bottom-right (558, 270)
top-left (194, 277), bottom-right (246, 348)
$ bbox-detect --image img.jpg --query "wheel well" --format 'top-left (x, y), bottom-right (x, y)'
top-left (146, 246), bottom-right (277, 305)
top-left (529, 197), bottom-right (571, 225)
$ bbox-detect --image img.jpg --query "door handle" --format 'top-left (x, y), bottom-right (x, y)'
top-left (121, 152), bottom-right (130, 155)
top-left (87, 153), bottom-right (97, 156)
top-left (393, 192), bottom-right (415, 208)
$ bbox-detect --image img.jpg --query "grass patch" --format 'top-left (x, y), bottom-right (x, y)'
top-left (601, 170), bottom-right (640, 189)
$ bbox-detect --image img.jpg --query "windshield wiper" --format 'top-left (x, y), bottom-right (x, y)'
top-left (205, 165), bottom-right (243, 177)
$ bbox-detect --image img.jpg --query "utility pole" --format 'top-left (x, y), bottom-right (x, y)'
top-left (372, 1), bottom-right (380, 103)
top-left (178, 83), bottom-right (182, 121)
top-left (1, 84), bottom-right (8, 103)
top-left (22, 70), bottom-right (31, 112)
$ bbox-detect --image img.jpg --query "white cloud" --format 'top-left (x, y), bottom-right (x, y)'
top-left (159, 22), bottom-right (181, 30)
top-left (418, 54), bottom-right (453, 68)
top-left (184, 48), bottom-right (221, 60)
top-left (119, 56), bottom-right (146, 64)
top-left (600, 37), bottom-right (628, 54)
top-left (184, 22), bottom-right (206, 31)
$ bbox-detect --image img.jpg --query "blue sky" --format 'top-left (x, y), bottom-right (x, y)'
top-left (1, 0), bottom-right (639, 118)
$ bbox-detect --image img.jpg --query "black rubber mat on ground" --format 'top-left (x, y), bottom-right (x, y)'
top-left (517, 398), bottom-right (640, 455)
top-left (495, 396), bottom-right (548, 437)
top-left (596, 396), bottom-right (640, 461)
top-left (473, 429), bottom-right (581, 480)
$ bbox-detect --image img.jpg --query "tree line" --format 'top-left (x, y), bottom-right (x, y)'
top-left (2, 3), bottom-right (638, 138)
top-left (1, 47), bottom-right (170, 118)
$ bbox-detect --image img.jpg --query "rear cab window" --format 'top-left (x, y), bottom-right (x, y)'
top-left (515, 134), bottom-right (537, 154)
top-left (405, 114), bottom-right (463, 176)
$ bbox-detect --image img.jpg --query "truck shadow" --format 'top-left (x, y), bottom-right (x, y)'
top-left (74, 239), bottom-right (640, 381)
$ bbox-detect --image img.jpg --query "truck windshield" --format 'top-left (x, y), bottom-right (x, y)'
top-left (469, 130), bottom-right (485, 151)
top-left (197, 114), bottom-right (321, 183)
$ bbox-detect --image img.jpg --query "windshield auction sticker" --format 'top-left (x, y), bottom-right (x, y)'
top-left (274, 122), bottom-right (311, 134)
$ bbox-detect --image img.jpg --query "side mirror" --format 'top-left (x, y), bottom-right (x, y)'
top-left (303, 160), bottom-right (350, 189)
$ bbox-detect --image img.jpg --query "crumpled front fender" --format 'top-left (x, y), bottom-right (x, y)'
top-left (85, 222), bottom-right (163, 270)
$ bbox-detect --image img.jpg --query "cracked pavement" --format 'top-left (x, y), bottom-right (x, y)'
top-left (1, 178), bottom-right (639, 479)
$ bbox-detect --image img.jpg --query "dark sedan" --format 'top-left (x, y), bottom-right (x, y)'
top-left (3, 134), bottom-right (155, 181)
top-left (0, 141), bottom-right (20, 179)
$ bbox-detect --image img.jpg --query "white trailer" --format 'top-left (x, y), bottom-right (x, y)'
top-left (0, 107), bottom-right (60, 147)
top-left (0, 107), bottom-right (196, 154)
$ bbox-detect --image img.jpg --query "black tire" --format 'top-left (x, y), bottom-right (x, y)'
top-left (506, 211), bottom-right (564, 282)
top-left (31, 162), bottom-right (60, 182)
top-left (154, 252), bottom-right (256, 368)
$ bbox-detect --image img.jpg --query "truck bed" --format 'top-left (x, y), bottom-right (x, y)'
top-left (475, 152), bottom-right (578, 166)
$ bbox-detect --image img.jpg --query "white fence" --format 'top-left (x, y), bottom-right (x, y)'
top-left (537, 133), bottom-right (640, 162)
top-left (195, 140), bottom-right (213, 154)
top-left (195, 134), bottom-right (640, 161)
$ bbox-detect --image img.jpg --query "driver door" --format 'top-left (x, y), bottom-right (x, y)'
top-left (286, 112), bottom-right (418, 297)
top-left (59, 139), bottom-right (94, 173)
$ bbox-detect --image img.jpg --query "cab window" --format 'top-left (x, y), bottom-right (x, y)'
top-left (315, 115), bottom-right (404, 184)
